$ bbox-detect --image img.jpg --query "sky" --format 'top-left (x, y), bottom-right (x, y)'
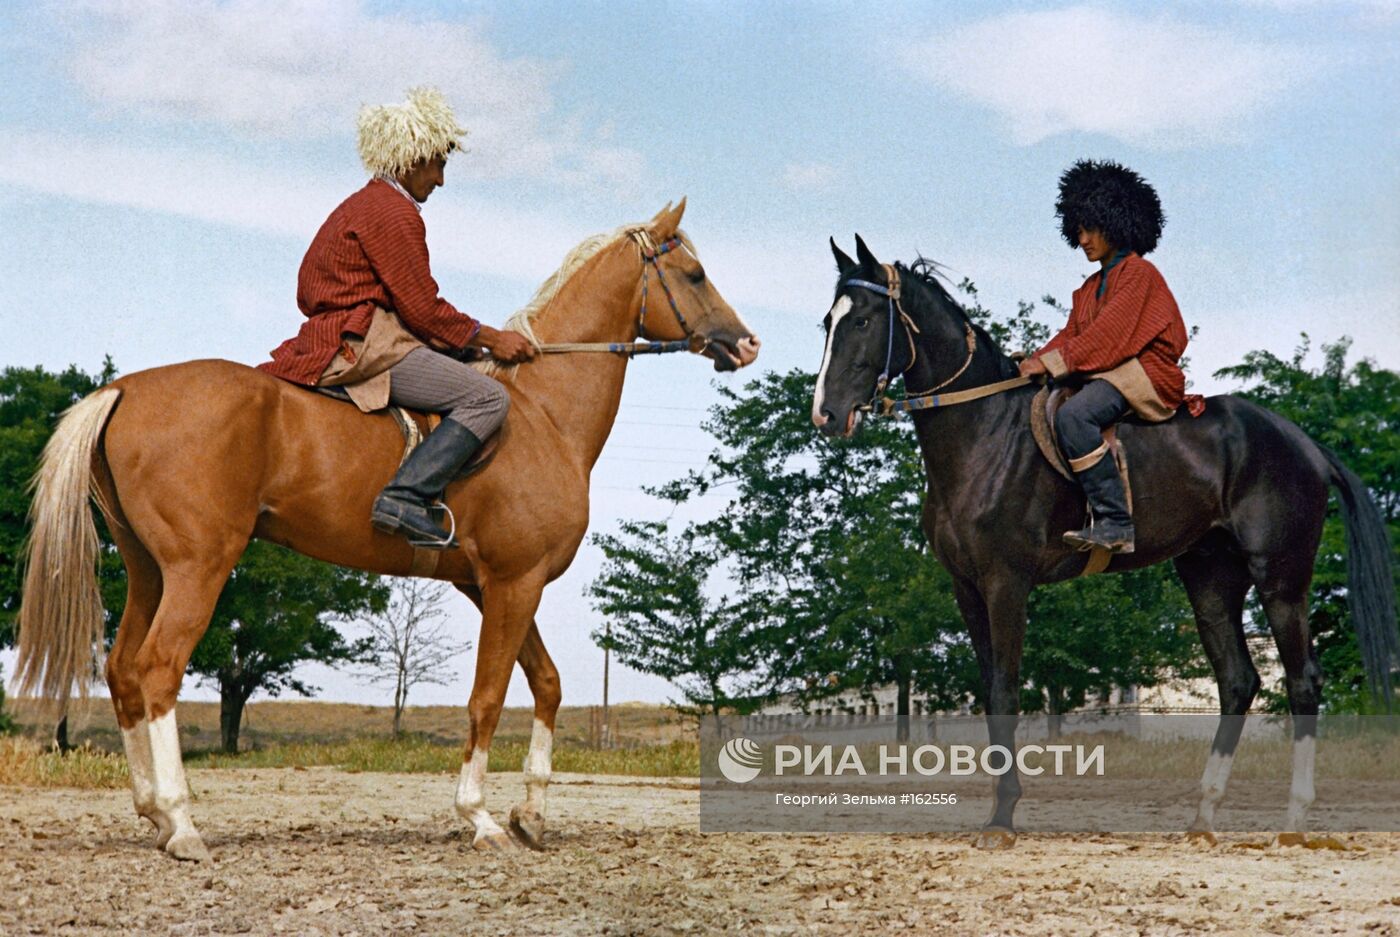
top-left (2, 1), bottom-right (1397, 713)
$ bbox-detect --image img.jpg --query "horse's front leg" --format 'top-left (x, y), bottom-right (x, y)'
top-left (455, 571), bottom-right (546, 851)
top-left (508, 622), bottom-right (560, 850)
top-left (956, 575), bottom-right (1030, 849)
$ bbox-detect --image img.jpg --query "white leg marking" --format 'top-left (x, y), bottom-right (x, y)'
top-left (1286, 735), bottom-right (1316, 832)
top-left (120, 720), bottom-right (157, 820)
top-left (522, 718), bottom-right (554, 818)
top-left (1192, 751), bottom-right (1235, 831)
top-left (812, 296), bottom-right (853, 425)
top-left (148, 711), bottom-right (206, 857)
top-left (455, 748), bottom-right (505, 841)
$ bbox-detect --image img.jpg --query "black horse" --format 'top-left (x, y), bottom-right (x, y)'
top-left (814, 235), bottom-right (1397, 848)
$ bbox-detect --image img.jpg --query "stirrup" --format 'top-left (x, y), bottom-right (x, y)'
top-left (405, 501), bottom-right (458, 550)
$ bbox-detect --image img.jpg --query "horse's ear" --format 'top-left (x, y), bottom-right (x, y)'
top-left (831, 237), bottom-right (856, 276)
top-left (653, 198), bottom-right (687, 238)
top-left (854, 233), bottom-right (879, 269)
top-left (649, 201), bottom-right (674, 224)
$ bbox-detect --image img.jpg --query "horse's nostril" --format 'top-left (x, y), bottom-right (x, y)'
top-left (821, 409), bottom-right (836, 424)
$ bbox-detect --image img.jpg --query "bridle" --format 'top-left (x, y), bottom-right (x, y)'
top-left (630, 229), bottom-right (710, 356)
top-left (841, 264), bottom-right (979, 413)
top-left (486, 230), bottom-right (711, 360)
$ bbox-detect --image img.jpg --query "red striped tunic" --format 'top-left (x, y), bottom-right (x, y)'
top-left (258, 179), bottom-right (480, 385)
top-left (1037, 254), bottom-right (1204, 417)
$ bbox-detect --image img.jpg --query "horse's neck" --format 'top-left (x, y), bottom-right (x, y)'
top-left (904, 290), bottom-right (1016, 395)
top-left (904, 291), bottom-right (1031, 495)
top-left (509, 241), bottom-right (640, 468)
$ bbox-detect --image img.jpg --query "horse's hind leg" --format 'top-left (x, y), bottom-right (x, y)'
top-left (1249, 556), bottom-right (1323, 841)
top-left (1174, 536), bottom-right (1259, 843)
top-left (135, 560), bottom-right (240, 861)
top-left (103, 526), bottom-right (166, 841)
top-left (509, 622), bottom-right (561, 850)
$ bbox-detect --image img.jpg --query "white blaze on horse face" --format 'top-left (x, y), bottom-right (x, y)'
top-left (1286, 734), bottom-right (1316, 832)
top-left (812, 295), bottom-right (853, 426)
top-left (455, 747), bottom-right (505, 841)
top-left (522, 718), bottom-right (553, 816)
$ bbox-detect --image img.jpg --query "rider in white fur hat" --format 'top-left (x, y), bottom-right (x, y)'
top-left (259, 87), bottom-right (535, 549)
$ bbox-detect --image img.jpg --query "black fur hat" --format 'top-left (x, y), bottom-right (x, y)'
top-left (1056, 160), bottom-right (1164, 255)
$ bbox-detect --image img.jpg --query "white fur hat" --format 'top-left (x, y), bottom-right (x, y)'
top-left (356, 86), bottom-right (468, 177)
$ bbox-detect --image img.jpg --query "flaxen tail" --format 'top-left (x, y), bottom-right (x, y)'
top-left (14, 387), bottom-right (123, 703)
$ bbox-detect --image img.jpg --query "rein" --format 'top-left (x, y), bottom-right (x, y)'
top-left (481, 231), bottom-right (705, 360)
top-left (843, 265), bottom-right (1032, 416)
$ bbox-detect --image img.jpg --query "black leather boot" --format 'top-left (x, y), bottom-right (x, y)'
top-left (1062, 454), bottom-right (1135, 553)
top-left (371, 419), bottom-right (482, 550)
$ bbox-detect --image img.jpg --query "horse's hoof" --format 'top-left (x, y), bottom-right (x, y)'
top-left (973, 828), bottom-right (1017, 850)
top-left (473, 830), bottom-right (519, 852)
top-left (164, 832), bottom-right (211, 862)
top-left (1185, 829), bottom-right (1219, 847)
top-left (1273, 832), bottom-right (1307, 848)
top-left (508, 806), bottom-right (546, 851)
top-left (144, 814), bottom-right (174, 849)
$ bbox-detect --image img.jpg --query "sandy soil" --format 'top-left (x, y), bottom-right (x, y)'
top-left (3, 769), bottom-right (1396, 936)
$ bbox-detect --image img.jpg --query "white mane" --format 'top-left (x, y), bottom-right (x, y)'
top-left (473, 222), bottom-right (646, 378)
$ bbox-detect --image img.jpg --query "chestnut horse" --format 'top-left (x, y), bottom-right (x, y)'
top-left (16, 200), bottom-right (760, 859)
top-left (814, 237), bottom-right (1397, 848)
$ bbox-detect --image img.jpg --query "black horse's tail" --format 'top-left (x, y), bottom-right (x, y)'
top-left (1321, 446), bottom-right (1399, 707)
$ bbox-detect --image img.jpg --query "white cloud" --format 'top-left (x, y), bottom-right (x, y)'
top-left (0, 128), bottom-right (826, 319)
top-left (904, 6), bottom-right (1311, 147)
top-left (55, 0), bottom-right (643, 190)
top-left (780, 162), bottom-right (838, 191)
top-left (0, 129), bottom-right (589, 284)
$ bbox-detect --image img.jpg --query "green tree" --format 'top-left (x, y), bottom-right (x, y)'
top-left (1216, 336), bottom-right (1400, 712)
top-left (670, 368), bottom-right (972, 720)
top-left (1024, 568), bottom-right (1205, 736)
top-left (590, 521), bottom-right (765, 719)
top-left (188, 542), bottom-right (387, 752)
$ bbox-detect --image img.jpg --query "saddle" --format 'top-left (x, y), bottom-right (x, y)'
top-left (313, 385), bottom-right (500, 478)
top-left (1029, 385), bottom-right (1133, 576)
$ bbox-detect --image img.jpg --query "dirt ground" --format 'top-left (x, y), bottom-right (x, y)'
top-left (3, 768), bottom-right (1396, 936)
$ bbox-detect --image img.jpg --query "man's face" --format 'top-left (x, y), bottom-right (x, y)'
top-left (1077, 227), bottom-right (1115, 263)
top-left (398, 154), bottom-right (447, 203)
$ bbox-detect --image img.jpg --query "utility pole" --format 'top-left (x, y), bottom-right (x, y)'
top-left (602, 619), bottom-right (611, 749)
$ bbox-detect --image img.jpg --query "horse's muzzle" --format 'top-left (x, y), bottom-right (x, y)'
top-left (705, 333), bottom-right (761, 372)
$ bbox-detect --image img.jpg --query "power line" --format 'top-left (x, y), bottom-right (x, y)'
top-left (608, 443), bottom-right (713, 454)
top-left (598, 456), bottom-right (705, 467)
top-left (619, 403), bottom-right (709, 413)
top-left (615, 419), bottom-right (710, 428)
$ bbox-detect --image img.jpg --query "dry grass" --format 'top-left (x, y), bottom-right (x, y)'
top-left (187, 737), bottom-right (700, 777)
top-left (7, 698), bottom-right (688, 751)
top-left (0, 737), bottom-right (128, 789)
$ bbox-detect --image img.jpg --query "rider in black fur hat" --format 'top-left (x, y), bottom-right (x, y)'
top-left (1020, 160), bottom-right (1201, 555)
top-left (1055, 159), bottom-right (1165, 256)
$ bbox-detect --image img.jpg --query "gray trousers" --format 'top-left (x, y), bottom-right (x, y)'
top-left (1054, 379), bottom-right (1129, 461)
top-left (387, 347), bottom-right (509, 440)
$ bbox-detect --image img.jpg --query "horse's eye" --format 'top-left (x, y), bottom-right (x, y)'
top-left (854, 317), bottom-right (870, 329)
top-left (688, 269), bottom-right (706, 285)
